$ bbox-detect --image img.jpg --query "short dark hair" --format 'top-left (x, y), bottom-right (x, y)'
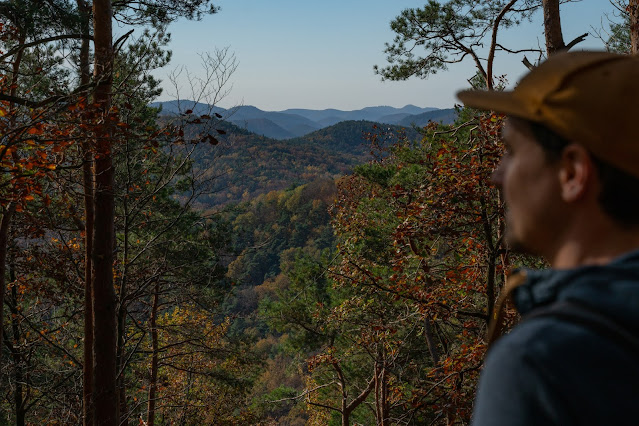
top-left (527, 120), bottom-right (639, 227)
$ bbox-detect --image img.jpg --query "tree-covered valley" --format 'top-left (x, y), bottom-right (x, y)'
top-left (0, 0), bottom-right (634, 425)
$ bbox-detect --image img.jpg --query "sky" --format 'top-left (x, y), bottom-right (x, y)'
top-left (126, 0), bottom-right (624, 111)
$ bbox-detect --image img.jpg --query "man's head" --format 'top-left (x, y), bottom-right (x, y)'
top-left (458, 51), bottom-right (639, 177)
top-left (525, 120), bottom-right (639, 229)
top-left (457, 51), bottom-right (639, 265)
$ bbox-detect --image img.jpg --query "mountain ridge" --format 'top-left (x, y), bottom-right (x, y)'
top-left (150, 101), bottom-right (455, 140)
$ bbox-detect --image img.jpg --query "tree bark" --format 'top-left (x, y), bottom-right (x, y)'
top-left (77, 1), bottom-right (94, 424)
top-left (0, 204), bottom-right (15, 358)
top-left (0, 28), bottom-right (26, 364)
top-left (486, 0), bottom-right (518, 90)
top-left (424, 319), bottom-right (441, 365)
top-left (630, 0), bottom-right (639, 54)
top-left (92, 0), bottom-right (118, 424)
top-left (118, 300), bottom-right (130, 425)
top-left (542, 0), bottom-right (565, 55)
top-left (374, 360), bottom-right (389, 426)
top-left (8, 260), bottom-right (26, 426)
top-left (147, 282), bottom-right (160, 426)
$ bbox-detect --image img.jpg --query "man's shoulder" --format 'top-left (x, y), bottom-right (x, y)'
top-left (494, 309), bottom-right (595, 357)
top-left (473, 308), bottom-right (639, 425)
top-left (501, 298), bottom-right (639, 355)
top-left (472, 316), bottom-right (575, 425)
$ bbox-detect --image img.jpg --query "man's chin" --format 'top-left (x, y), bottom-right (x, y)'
top-left (504, 232), bottom-right (533, 255)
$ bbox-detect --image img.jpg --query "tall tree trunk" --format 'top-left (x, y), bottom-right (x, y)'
top-left (77, 1), bottom-right (95, 424)
top-left (92, 0), bottom-right (118, 424)
top-left (0, 28), bottom-right (25, 362)
top-left (374, 360), bottom-right (390, 426)
top-left (147, 282), bottom-right (160, 426)
top-left (341, 406), bottom-right (350, 426)
top-left (424, 318), bottom-right (441, 365)
top-left (380, 367), bottom-right (388, 426)
top-left (8, 259), bottom-right (25, 426)
top-left (0, 203), bottom-right (15, 358)
top-left (335, 361), bottom-right (375, 426)
top-left (118, 301), bottom-right (129, 426)
top-left (630, 0), bottom-right (639, 54)
top-left (542, 0), bottom-right (565, 55)
top-left (117, 189), bottom-right (130, 425)
top-left (375, 361), bottom-right (381, 424)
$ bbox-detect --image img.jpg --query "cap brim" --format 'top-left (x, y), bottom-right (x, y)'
top-left (456, 89), bottom-right (531, 119)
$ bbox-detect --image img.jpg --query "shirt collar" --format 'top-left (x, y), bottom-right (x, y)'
top-left (511, 248), bottom-right (639, 315)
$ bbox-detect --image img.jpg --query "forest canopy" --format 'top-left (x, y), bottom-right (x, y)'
top-left (0, 0), bottom-right (634, 424)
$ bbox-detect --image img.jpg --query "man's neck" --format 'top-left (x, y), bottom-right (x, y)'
top-left (550, 223), bottom-right (639, 269)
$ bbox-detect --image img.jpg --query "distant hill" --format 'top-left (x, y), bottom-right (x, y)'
top-left (151, 101), bottom-right (448, 140)
top-left (178, 119), bottom-right (414, 208)
top-left (290, 120), bottom-right (420, 155)
top-left (397, 108), bottom-right (458, 127)
top-left (232, 118), bottom-right (296, 139)
top-left (377, 113), bottom-right (412, 125)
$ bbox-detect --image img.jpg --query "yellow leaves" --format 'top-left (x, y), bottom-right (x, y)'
top-left (0, 106), bottom-right (6, 117)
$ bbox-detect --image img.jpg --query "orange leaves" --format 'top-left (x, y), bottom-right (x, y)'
top-left (328, 117), bottom-right (509, 421)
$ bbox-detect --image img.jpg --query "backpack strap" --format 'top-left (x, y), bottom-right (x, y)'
top-left (523, 300), bottom-right (639, 357)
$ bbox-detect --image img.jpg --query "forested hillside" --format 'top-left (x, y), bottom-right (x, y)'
top-left (175, 118), bottom-right (417, 206)
top-left (0, 1), bottom-right (634, 425)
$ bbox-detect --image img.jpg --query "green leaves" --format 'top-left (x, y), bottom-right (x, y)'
top-left (374, 0), bottom-right (538, 82)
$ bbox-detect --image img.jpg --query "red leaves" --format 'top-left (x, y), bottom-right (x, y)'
top-left (329, 116), bottom-right (509, 421)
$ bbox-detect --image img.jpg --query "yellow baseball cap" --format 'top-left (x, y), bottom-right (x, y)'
top-left (457, 51), bottom-right (639, 176)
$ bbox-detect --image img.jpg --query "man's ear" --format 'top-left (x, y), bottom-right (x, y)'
top-left (558, 144), bottom-right (596, 202)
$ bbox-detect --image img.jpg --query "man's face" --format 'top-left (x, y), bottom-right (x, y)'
top-left (492, 118), bottom-right (566, 256)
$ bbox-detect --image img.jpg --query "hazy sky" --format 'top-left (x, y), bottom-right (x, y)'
top-left (135, 0), bottom-right (622, 111)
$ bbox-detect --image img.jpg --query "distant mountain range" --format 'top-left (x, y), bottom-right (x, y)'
top-left (150, 101), bottom-right (457, 140)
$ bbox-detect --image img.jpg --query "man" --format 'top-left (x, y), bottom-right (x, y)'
top-left (456, 51), bottom-right (639, 425)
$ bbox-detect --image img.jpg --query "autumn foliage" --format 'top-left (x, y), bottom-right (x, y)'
top-left (0, 1), bottom-right (630, 424)
top-left (320, 114), bottom-right (511, 422)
